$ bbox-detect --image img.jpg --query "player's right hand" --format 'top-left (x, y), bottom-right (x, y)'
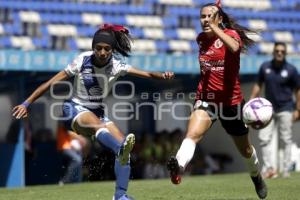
top-left (208, 6), bottom-right (219, 26)
top-left (12, 105), bottom-right (28, 119)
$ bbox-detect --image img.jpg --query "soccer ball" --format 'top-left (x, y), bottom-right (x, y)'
top-left (242, 97), bottom-right (273, 130)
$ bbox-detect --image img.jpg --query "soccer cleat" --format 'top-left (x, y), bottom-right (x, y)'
top-left (112, 194), bottom-right (135, 200)
top-left (251, 174), bottom-right (268, 199)
top-left (167, 156), bottom-right (182, 185)
top-left (118, 133), bottom-right (135, 165)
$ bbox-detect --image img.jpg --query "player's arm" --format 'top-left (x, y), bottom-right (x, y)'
top-left (250, 64), bottom-right (265, 99)
top-left (12, 70), bottom-right (69, 119)
top-left (127, 67), bottom-right (174, 80)
top-left (293, 89), bottom-right (300, 121)
top-left (249, 83), bottom-right (262, 99)
top-left (208, 8), bottom-right (240, 53)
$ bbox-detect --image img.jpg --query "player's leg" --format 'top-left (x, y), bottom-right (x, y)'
top-left (106, 122), bottom-right (135, 200)
top-left (72, 112), bottom-right (122, 154)
top-left (221, 102), bottom-right (267, 199)
top-left (106, 122), bottom-right (135, 165)
top-left (74, 114), bottom-right (135, 200)
top-left (60, 148), bottom-right (83, 184)
top-left (231, 135), bottom-right (267, 199)
top-left (277, 111), bottom-right (293, 177)
top-left (258, 117), bottom-right (278, 178)
top-left (63, 102), bottom-right (134, 199)
top-left (167, 108), bottom-right (212, 184)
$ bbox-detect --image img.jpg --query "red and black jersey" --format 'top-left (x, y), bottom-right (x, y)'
top-left (196, 29), bottom-right (243, 106)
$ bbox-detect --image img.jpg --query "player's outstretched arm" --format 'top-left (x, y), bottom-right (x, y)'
top-left (12, 70), bottom-right (69, 119)
top-left (127, 67), bottom-right (174, 80)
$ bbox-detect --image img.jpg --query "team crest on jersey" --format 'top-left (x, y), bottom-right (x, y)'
top-left (214, 39), bottom-right (223, 49)
top-left (281, 69), bottom-right (288, 78)
top-left (89, 86), bottom-right (102, 96)
top-left (265, 68), bottom-right (271, 74)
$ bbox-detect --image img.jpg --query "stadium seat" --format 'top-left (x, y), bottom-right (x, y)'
top-left (0, 0), bottom-right (299, 54)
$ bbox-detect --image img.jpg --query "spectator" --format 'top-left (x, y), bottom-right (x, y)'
top-left (250, 42), bottom-right (300, 178)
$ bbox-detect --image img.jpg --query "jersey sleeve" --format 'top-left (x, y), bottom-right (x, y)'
top-left (225, 29), bottom-right (242, 47)
top-left (64, 54), bottom-right (83, 77)
top-left (113, 55), bottom-right (132, 76)
top-left (117, 62), bottom-right (132, 76)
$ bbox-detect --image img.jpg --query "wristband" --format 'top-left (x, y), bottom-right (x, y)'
top-left (21, 101), bottom-right (30, 108)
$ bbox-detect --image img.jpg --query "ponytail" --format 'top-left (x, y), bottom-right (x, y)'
top-left (93, 24), bottom-right (132, 57)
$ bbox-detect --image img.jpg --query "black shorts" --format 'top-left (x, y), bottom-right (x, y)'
top-left (194, 100), bottom-right (249, 136)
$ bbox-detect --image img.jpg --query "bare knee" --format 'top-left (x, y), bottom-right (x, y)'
top-left (186, 132), bottom-right (203, 143)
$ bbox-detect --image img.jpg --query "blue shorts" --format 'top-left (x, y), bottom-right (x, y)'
top-left (62, 100), bottom-right (111, 131)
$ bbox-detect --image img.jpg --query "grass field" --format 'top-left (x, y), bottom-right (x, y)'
top-left (1, 172), bottom-right (299, 200)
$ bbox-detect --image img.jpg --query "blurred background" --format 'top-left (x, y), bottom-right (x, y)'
top-left (1, 0), bottom-right (300, 188)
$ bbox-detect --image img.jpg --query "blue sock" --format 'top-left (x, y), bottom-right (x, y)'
top-left (114, 159), bottom-right (130, 199)
top-left (96, 128), bottom-right (121, 155)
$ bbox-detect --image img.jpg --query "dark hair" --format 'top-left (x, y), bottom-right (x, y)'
top-left (202, 3), bottom-right (256, 52)
top-left (274, 42), bottom-right (286, 49)
top-left (93, 29), bottom-right (132, 57)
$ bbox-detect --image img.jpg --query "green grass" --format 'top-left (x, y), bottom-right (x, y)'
top-left (1, 173), bottom-right (299, 200)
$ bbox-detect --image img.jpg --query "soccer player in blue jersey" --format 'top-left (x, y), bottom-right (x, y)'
top-left (12, 24), bottom-right (174, 200)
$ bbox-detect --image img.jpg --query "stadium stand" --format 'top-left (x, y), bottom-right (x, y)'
top-left (0, 0), bottom-right (300, 54)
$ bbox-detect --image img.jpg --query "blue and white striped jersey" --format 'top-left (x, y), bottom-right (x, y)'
top-left (64, 51), bottom-right (132, 108)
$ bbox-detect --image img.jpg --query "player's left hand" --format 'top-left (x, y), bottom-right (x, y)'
top-left (162, 72), bottom-right (174, 80)
top-left (293, 110), bottom-right (300, 121)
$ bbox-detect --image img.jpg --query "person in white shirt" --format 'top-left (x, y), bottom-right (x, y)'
top-left (12, 24), bottom-right (174, 200)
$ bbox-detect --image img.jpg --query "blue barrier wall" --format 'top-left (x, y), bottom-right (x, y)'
top-left (1, 50), bottom-right (300, 74)
top-left (0, 128), bottom-right (25, 188)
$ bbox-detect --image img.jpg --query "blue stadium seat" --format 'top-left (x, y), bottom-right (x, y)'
top-left (167, 6), bottom-right (199, 17)
top-left (103, 15), bottom-right (127, 26)
top-left (77, 26), bottom-right (96, 37)
top-left (130, 28), bottom-right (144, 38)
top-left (164, 29), bottom-right (178, 40)
top-left (32, 37), bottom-right (49, 49)
top-left (162, 17), bottom-right (178, 28)
top-left (155, 40), bottom-right (169, 52)
top-left (0, 37), bottom-right (12, 48)
top-left (3, 23), bottom-right (22, 35)
top-left (190, 41), bottom-right (198, 52)
top-left (0, 0), bottom-right (300, 54)
top-left (261, 32), bottom-right (274, 42)
top-left (67, 38), bottom-right (77, 50)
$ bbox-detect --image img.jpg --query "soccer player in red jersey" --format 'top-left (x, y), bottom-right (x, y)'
top-left (167, 2), bottom-right (267, 199)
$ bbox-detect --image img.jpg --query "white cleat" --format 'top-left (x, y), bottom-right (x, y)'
top-left (113, 194), bottom-right (135, 200)
top-left (118, 133), bottom-right (135, 165)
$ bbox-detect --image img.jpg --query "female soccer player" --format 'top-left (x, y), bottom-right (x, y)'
top-left (166, 2), bottom-right (267, 199)
top-left (12, 24), bottom-right (174, 200)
